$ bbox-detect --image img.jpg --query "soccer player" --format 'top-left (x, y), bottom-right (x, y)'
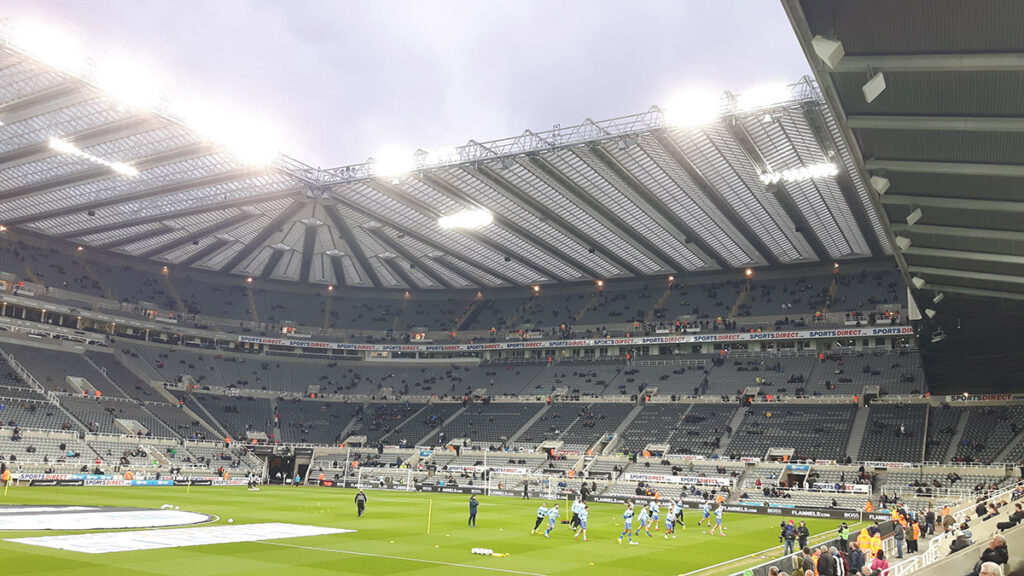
top-left (544, 503), bottom-right (560, 538)
top-left (619, 502), bottom-right (638, 545)
top-left (664, 509), bottom-right (676, 539)
top-left (571, 496), bottom-right (584, 530)
top-left (698, 500), bottom-right (712, 527)
top-left (354, 489), bottom-right (368, 517)
top-left (532, 502), bottom-right (548, 534)
top-left (709, 504), bottom-right (725, 536)
top-left (635, 502), bottom-right (652, 537)
top-left (574, 505), bottom-right (589, 541)
top-left (673, 498), bottom-right (685, 531)
top-left (649, 500), bottom-right (661, 531)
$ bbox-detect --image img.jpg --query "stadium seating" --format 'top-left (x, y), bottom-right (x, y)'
top-left (436, 402), bottom-right (544, 445)
top-left (189, 393), bottom-right (274, 440)
top-left (1, 343), bottom-right (130, 398)
top-left (925, 405), bottom-right (963, 462)
top-left (857, 404), bottom-right (927, 463)
top-left (275, 399), bottom-right (362, 444)
top-left (954, 406), bottom-right (1024, 464)
top-left (725, 404), bottom-right (856, 461)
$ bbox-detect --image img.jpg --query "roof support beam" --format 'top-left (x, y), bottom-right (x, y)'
top-left (179, 239), bottom-right (233, 268)
top-left (321, 202), bottom-right (381, 288)
top-left (799, 103), bottom-right (886, 256)
top-left (723, 119), bottom-right (834, 262)
top-left (298, 224), bottom-right (317, 285)
top-left (880, 194), bottom-right (1024, 213)
top-left (53, 188), bottom-right (299, 239)
top-left (907, 265), bottom-right (1024, 286)
top-left (848, 115), bottom-right (1024, 133)
top-left (0, 83), bottom-right (95, 123)
top-left (222, 199), bottom-right (308, 274)
top-left (524, 154), bottom-right (688, 273)
top-left (586, 145), bottom-right (733, 270)
top-left (137, 213), bottom-right (255, 259)
top-left (364, 180), bottom-right (565, 283)
top-left (833, 52), bottom-right (1024, 73)
top-left (375, 256), bottom-right (416, 289)
top-left (1, 143), bottom-right (229, 210)
top-left (903, 246), bottom-right (1024, 267)
top-left (651, 131), bottom-right (784, 266)
top-left (891, 223), bottom-right (1024, 243)
top-left (0, 116), bottom-right (156, 168)
top-left (259, 249), bottom-right (287, 280)
top-left (364, 227), bottom-right (453, 289)
top-left (921, 283), bottom-right (1024, 302)
top-left (463, 165), bottom-right (646, 277)
top-left (865, 158), bottom-right (1024, 178)
top-left (417, 172), bottom-right (604, 279)
top-left (333, 195), bottom-right (521, 287)
top-left (91, 225), bottom-right (173, 251)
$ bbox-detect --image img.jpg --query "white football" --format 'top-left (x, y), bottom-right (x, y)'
top-left (228, 518), bottom-right (233, 523)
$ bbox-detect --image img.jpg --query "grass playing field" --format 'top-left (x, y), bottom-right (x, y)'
top-left (0, 486), bottom-right (849, 575)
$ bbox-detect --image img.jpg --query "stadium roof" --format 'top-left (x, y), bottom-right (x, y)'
top-left (0, 29), bottom-right (893, 290)
top-left (785, 0), bottom-right (1024, 303)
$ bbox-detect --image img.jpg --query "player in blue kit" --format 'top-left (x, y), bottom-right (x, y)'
top-left (709, 504), bottom-right (725, 536)
top-left (664, 509), bottom-right (677, 539)
top-left (634, 502), bottom-right (652, 537)
top-left (573, 504), bottom-right (589, 541)
top-left (618, 502), bottom-right (638, 545)
top-left (531, 502), bottom-right (548, 534)
top-left (649, 500), bottom-right (661, 531)
top-left (543, 503), bottom-right (559, 537)
top-left (698, 500), bottom-right (712, 527)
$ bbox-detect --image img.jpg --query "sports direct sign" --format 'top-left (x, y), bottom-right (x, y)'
top-left (237, 326), bottom-right (914, 353)
top-left (622, 473), bottom-right (731, 487)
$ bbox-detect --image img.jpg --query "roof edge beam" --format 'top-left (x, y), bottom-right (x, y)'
top-left (834, 53), bottom-right (1024, 73)
top-left (866, 158), bottom-right (1024, 178)
top-left (848, 115), bottom-right (1024, 133)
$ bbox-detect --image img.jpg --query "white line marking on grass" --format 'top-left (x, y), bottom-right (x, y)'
top-left (259, 541), bottom-right (551, 576)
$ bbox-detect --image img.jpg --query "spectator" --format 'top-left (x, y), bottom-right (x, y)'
top-left (971, 534), bottom-right (1008, 576)
top-left (996, 503), bottom-right (1023, 531)
top-left (869, 550), bottom-right (888, 573)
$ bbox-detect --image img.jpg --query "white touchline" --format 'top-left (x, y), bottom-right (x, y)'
top-left (258, 541), bottom-right (551, 576)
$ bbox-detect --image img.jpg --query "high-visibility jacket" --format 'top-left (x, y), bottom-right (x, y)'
top-left (911, 523), bottom-right (921, 540)
top-left (870, 534), bottom-right (882, 555)
top-left (865, 501), bottom-right (874, 512)
top-left (856, 530), bottom-right (872, 552)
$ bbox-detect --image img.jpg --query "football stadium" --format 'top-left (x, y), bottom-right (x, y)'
top-left (0, 1), bottom-right (1022, 575)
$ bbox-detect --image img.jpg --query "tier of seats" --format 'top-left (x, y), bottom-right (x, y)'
top-left (857, 404), bottom-right (927, 463)
top-left (436, 402), bottom-right (544, 445)
top-left (725, 404), bottom-right (856, 461)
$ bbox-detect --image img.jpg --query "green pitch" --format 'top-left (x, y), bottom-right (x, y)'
top-left (0, 486), bottom-right (847, 575)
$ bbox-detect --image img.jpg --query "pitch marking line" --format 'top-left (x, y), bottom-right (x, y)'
top-left (259, 541), bottom-right (551, 576)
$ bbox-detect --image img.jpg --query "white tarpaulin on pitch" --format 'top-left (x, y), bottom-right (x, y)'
top-left (6, 522), bottom-right (352, 553)
top-left (0, 508), bottom-right (210, 530)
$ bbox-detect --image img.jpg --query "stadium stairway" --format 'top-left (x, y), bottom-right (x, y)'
top-left (413, 404), bottom-right (468, 446)
top-left (715, 404), bottom-right (748, 457)
top-left (845, 404), bottom-right (870, 460)
top-left (608, 404), bottom-right (644, 453)
top-left (506, 403), bottom-right (552, 444)
top-left (729, 287), bottom-right (747, 319)
top-left (942, 409), bottom-right (971, 462)
top-left (645, 285), bottom-right (674, 323)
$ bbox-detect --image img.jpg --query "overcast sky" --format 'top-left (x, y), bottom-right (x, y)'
top-left (6, 0), bottom-right (811, 168)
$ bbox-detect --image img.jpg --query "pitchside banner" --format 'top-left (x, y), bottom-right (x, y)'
top-left (24, 473), bottom-right (246, 487)
top-left (237, 326), bottom-right (914, 353)
top-left (622, 473), bottom-right (731, 487)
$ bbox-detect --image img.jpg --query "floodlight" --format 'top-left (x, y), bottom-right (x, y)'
top-left (760, 162), bottom-right (839, 185)
top-left (932, 292), bottom-right (944, 304)
top-left (811, 36), bottom-right (845, 69)
top-left (373, 149), bottom-right (418, 180)
top-left (49, 137), bottom-right (139, 177)
top-left (906, 207), bottom-right (923, 227)
top-left (870, 176), bottom-right (891, 195)
top-left (9, 20), bottom-right (84, 73)
top-left (745, 268), bottom-right (754, 278)
top-left (734, 83), bottom-right (792, 112)
top-left (911, 276), bottom-right (926, 290)
top-left (94, 56), bottom-right (164, 110)
top-left (662, 88), bottom-right (722, 128)
top-left (533, 285), bottom-right (540, 293)
top-left (925, 308), bottom-right (937, 319)
top-left (425, 147), bottom-right (460, 165)
top-left (894, 236), bottom-right (912, 251)
top-left (438, 210), bottom-right (493, 230)
top-left (863, 72), bottom-right (887, 103)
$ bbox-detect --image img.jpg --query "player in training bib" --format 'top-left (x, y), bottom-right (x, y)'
top-left (532, 502), bottom-right (548, 534)
top-left (709, 504), bottom-right (725, 536)
top-left (619, 502), bottom-right (638, 545)
top-left (544, 503), bottom-right (560, 538)
top-left (649, 500), bottom-right (661, 531)
top-left (574, 504), bottom-right (589, 541)
top-left (698, 500), bottom-right (711, 527)
top-left (634, 502), bottom-right (652, 537)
